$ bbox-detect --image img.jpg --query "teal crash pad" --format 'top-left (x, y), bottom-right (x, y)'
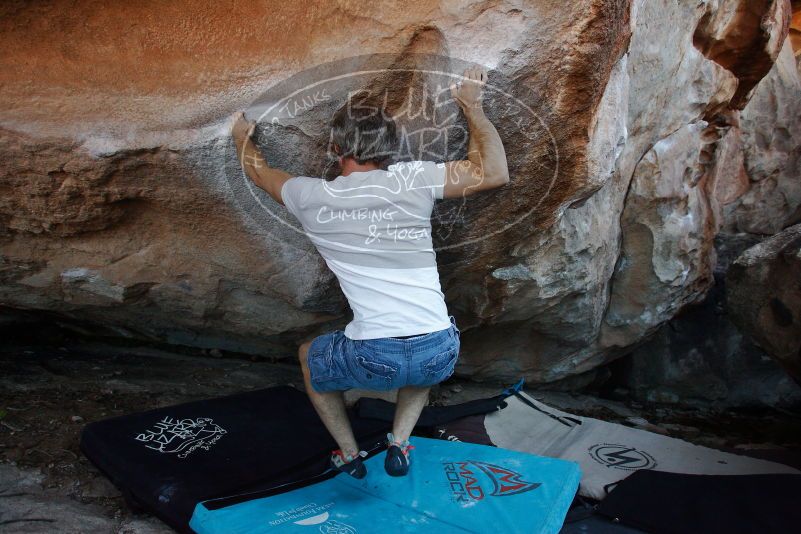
top-left (189, 437), bottom-right (581, 533)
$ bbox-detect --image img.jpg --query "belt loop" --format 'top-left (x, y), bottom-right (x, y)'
top-left (449, 315), bottom-right (460, 340)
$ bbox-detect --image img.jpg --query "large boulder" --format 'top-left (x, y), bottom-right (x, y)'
top-left (727, 223), bottom-right (801, 383)
top-left (0, 0), bottom-right (632, 357)
top-left (0, 0), bottom-right (798, 385)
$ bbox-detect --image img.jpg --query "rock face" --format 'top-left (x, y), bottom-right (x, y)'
top-left (792, 1), bottom-right (801, 71)
top-left (615, 233), bottom-right (801, 408)
top-left (723, 39), bottom-right (801, 234)
top-left (727, 223), bottom-right (801, 383)
top-left (1, 1), bottom-right (799, 387)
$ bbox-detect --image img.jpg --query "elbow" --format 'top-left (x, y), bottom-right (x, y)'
top-left (473, 163), bottom-right (509, 190)
top-left (493, 159), bottom-right (509, 186)
top-left (496, 169), bottom-right (510, 187)
top-left (484, 173), bottom-right (508, 191)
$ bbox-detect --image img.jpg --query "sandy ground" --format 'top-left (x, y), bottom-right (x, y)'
top-left (1, 333), bottom-right (800, 533)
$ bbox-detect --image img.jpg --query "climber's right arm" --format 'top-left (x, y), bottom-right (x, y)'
top-left (443, 67), bottom-right (509, 199)
top-left (231, 112), bottom-right (293, 206)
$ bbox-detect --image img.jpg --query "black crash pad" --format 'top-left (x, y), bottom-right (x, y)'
top-left (80, 386), bottom-right (389, 533)
top-left (597, 470), bottom-right (801, 534)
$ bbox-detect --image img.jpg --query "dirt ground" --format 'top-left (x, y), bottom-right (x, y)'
top-left (1, 329), bottom-right (800, 533)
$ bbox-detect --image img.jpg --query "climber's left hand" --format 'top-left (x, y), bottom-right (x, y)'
top-left (230, 111), bottom-right (256, 143)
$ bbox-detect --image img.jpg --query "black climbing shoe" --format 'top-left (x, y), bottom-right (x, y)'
top-left (331, 449), bottom-right (368, 479)
top-left (384, 433), bottom-right (414, 477)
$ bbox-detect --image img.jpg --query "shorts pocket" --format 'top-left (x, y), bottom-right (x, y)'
top-left (419, 343), bottom-right (459, 385)
top-left (307, 335), bottom-right (348, 391)
top-left (350, 343), bottom-right (400, 391)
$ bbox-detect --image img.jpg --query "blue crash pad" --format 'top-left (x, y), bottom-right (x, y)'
top-left (189, 437), bottom-right (581, 533)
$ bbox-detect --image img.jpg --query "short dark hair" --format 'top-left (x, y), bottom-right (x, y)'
top-left (330, 104), bottom-right (398, 165)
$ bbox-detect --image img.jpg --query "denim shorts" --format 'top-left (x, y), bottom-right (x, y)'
top-left (306, 315), bottom-right (461, 393)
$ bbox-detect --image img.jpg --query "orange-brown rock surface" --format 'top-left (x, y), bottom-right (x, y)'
top-left (1, 0), bottom-right (798, 384)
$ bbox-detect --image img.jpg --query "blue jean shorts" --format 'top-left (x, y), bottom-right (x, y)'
top-left (306, 315), bottom-right (461, 393)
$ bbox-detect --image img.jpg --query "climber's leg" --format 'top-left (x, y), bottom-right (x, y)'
top-left (391, 385), bottom-right (430, 443)
top-left (298, 341), bottom-right (359, 458)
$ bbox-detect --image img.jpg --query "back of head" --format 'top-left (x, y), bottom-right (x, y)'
top-left (330, 104), bottom-right (398, 167)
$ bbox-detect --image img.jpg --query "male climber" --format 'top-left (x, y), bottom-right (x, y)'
top-left (231, 67), bottom-right (508, 478)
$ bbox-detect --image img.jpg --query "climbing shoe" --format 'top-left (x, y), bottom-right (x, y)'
top-left (384, 433), bottom-right (414, 477)
top-left (331, 449), bottom-right (368, 479)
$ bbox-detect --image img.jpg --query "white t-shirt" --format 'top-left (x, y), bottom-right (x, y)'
top-left (280, 160), bottom-right (452, 339)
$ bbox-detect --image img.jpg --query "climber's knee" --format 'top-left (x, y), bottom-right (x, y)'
top-left (298, 341), bottom-right (312, 370)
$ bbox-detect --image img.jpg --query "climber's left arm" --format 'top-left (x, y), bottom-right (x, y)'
top-left (443, 68), bottom-right (509, 199)
top-left (230, 112), bottom-right (292, 206)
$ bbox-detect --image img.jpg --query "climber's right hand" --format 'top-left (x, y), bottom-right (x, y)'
top-left (450, 67), bottom-right (487, 111)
